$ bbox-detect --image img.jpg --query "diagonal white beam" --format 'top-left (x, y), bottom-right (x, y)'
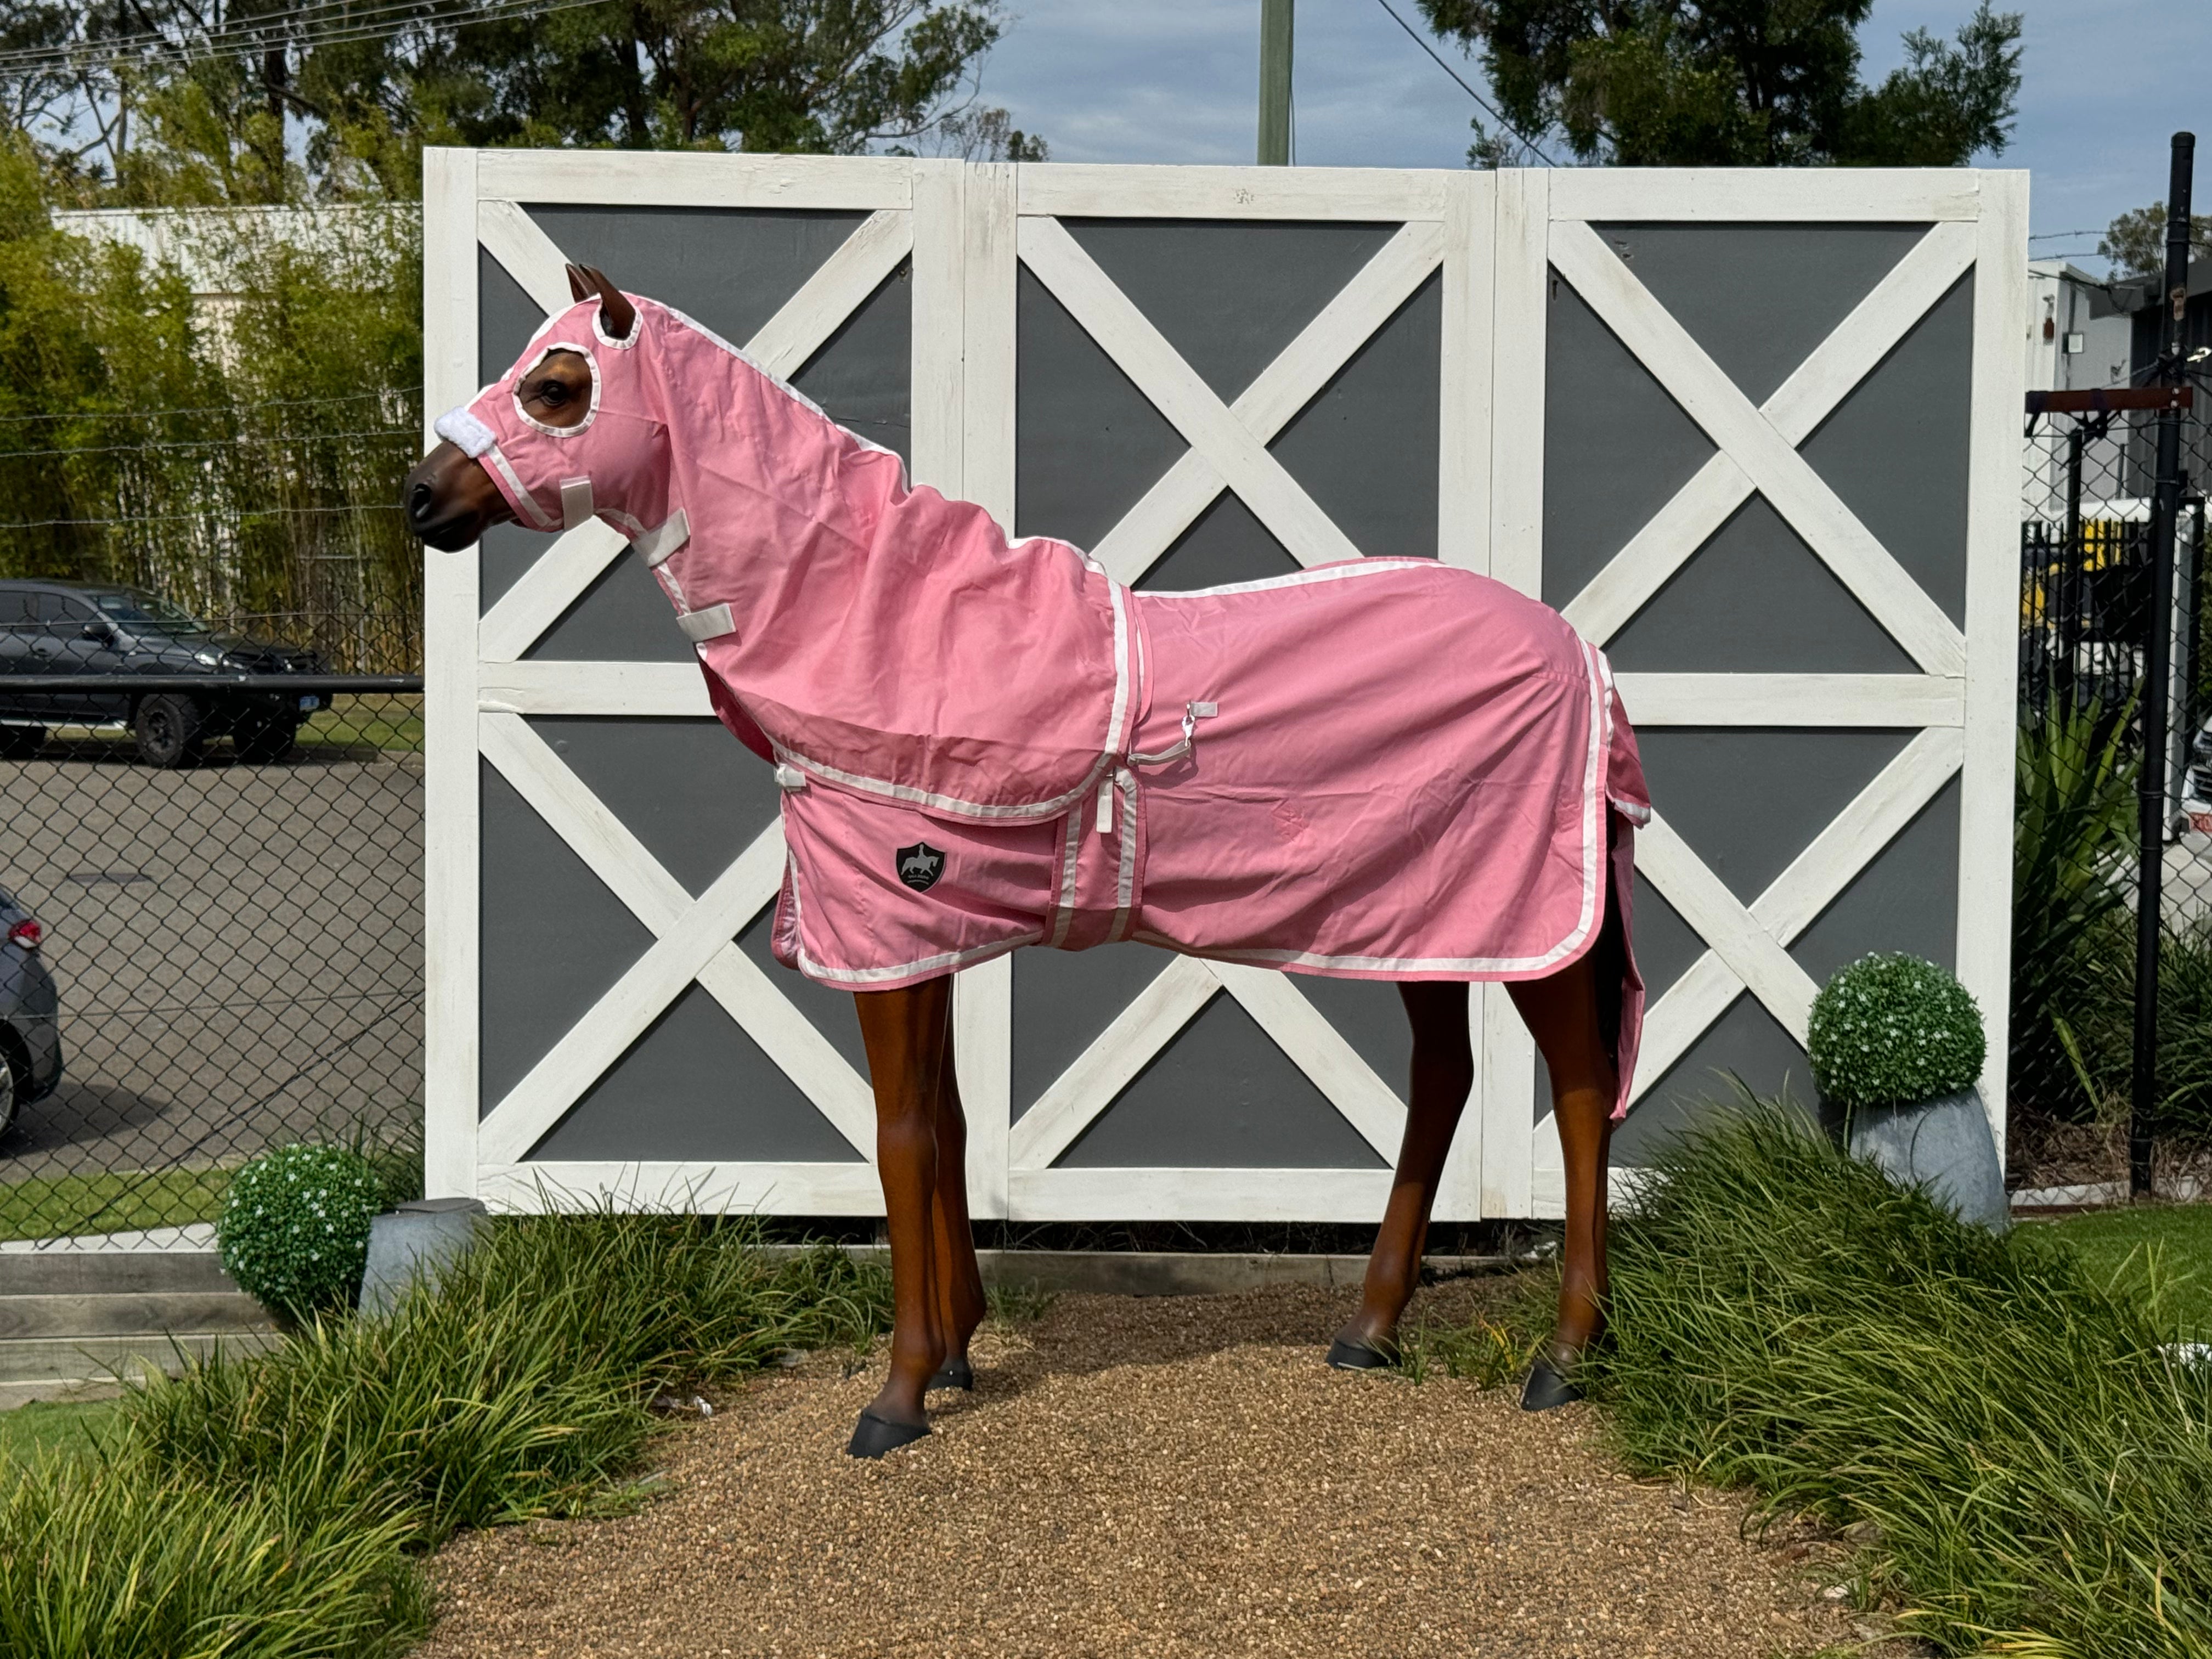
top-left (1550, 221), bottom-right (1966, 675)
top-left (1635, 819), bottom-right (1821, 1052)
top-left (475, 715), bottom-right (873, 1161)
top-left (1008, 955), bottom-right (1220, 1170)
top-left (1019, 215), bottom-right (1365, 571)
top-left (1565, 222), bottom-right (1976, 646)
top-left (478, 520), bottom-right (630, 665)
top-left (743, 209), bottom-right (914, 379)
top-left (1630, 726), bottom-right (1965, 1101)
top-left (1088, 220), bottom-right (1446, 583)
top-left (1213, 964), bottom-right (1408, 1163)
top-left (478, 198), bottom-right (575, 316)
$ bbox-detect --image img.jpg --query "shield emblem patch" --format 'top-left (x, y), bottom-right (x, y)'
top-left (895, 842), bottom-right (945, 893)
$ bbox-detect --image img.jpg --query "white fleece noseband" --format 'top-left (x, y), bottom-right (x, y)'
top-left (435, 407), bottom-right (497, 458)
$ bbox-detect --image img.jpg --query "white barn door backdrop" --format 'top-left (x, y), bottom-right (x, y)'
top-left (421, 151), bottom-right (2026, 1222)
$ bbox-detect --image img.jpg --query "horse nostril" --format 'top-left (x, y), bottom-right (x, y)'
top-left (408, 480), bottom-right (435, 524)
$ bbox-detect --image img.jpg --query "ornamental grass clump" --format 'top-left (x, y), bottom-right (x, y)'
top-left (218, 1144), bottom-right (385, 1322)
top-left (1596, 1104), bottom-right (2212, 1656)
top-left (129, 1211), bottom-right (890, 1545)
top-left (1808, 952), bottom-right (1985, 1112)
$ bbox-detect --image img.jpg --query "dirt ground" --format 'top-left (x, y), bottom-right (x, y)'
top-left (420, 1282), bottom-right (1893, 1659)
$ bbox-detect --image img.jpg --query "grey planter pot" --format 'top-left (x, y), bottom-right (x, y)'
top-left (360, 1197), bottom-right (489, 1316)
top-left (1847, 1087), bottom-right (2009, 1232)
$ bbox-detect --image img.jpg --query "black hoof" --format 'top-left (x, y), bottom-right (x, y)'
top-left (928, 1357), bottom-right (974, 1392)
top-left (1520, 1353), bottom-right (1584, 1412)
top-left (847, 1409), bottom-right (930, 1459)
top-left (1326, 1335), bottom-right (1400, 1371)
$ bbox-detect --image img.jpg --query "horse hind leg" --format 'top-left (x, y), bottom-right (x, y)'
top-left (1330, 980), bottom-right (1473, 1368)
top-left (1505, 899), bottom-right (1626, 1410)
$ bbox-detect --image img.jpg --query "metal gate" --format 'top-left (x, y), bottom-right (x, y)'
top-left (421, 153), bottom-right (2024, 1220)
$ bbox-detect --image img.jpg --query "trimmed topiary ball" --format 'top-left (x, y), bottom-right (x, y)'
top-left (217, 1144), bottom-right (385, 1321)
top-left (1809, 952), bottom-right (1987, 1113)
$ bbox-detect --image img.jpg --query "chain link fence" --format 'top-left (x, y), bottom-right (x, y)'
top-left (0, 594), bottom-right (421, 1246)
top-left (9, 400), bottom-right (2212, 1241)
top-left (2013, 393), bottom-right (2212, 1194)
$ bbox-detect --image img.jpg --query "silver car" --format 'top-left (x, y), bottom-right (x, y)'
top-left (0, 884), bottom-right (61, 1137)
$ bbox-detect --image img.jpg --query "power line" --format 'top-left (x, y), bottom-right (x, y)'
top-left (0, 0), bottom-right (612, 76)
top-left (0, 391), bottom-right (402, 427)
top-left (1368, 0), bottom-right (1558, 168)
top-left (1, 427), bottom-right (416, 461)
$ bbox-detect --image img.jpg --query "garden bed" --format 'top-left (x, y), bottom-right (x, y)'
top-left (416, 1280), bottom-right (1883, 1659)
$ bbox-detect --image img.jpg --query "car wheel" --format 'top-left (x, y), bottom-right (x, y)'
top-left (234, 713), bottom-right (301, 763)
top-left (0, 1045), bottom-right (16, 1141)
top-left (0, 725), bottom-right (43, 760)
top-left (133, 693), bottom-right (205, 768)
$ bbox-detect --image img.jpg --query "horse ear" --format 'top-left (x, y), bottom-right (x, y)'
top-left (583, 267), bottom-right (637, 343)
top-left (565, 263), bottom-right (593, 303)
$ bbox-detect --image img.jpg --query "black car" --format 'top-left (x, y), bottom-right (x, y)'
top-left (0, 581), bottom-right (328, 766)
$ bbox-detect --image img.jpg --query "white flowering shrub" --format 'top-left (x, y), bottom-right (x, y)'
top-left (217, 1144), bottom-right (385, 1321)
top-left (1809, 953), bottom-right (1987, 1112)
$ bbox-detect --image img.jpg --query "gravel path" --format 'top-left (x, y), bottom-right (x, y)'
top-left (421, 1283), bottom-right (1881, 1658)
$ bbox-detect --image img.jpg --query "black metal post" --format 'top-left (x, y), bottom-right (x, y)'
top-left (2061, 423), bottom-right (2085, 710)
top-left (2131, 131), bottom-right (2196, 1198)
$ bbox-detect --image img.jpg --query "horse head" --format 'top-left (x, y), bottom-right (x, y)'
top-left (402, 266), bottom-right (656, 551)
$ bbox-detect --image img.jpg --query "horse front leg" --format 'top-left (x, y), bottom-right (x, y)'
top-left (1330, 981), bottom-right (1473, 1368)
top-left (1505, 945), bottom-right (1618, 1410)
top-left (850, 977), bottom-right (955, 1457)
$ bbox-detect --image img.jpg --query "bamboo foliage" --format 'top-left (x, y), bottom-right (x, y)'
top-left (0, 150), bottom-right (422, 671)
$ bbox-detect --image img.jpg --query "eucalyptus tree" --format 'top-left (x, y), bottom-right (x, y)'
top-left (1417, 0), bottom-right (2023, 168)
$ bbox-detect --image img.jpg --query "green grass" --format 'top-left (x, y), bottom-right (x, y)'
top-left (0, 1171), bottom-right (230, 1243)
top-left (2039, 1203), bottom-right (2212, 1338)
top-left (297, 696), bottom-right (421, 755)
top-left (1587, 1105), bottom-right (2212, 1657)
top-left (0, 1401), bottom-right (119, 1476)
top-left (0, 1211), bottom-right (890, 1659)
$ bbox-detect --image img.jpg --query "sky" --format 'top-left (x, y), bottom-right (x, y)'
top-left (972, 0), bottom-right (2209, 273)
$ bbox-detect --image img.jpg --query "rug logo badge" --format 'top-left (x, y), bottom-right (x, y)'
top-left (896, 842), bottom-right (945, 892)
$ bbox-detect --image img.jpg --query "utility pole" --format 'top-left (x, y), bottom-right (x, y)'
top-left (1258, 0), bottom-right (1293, 166)
top-left (2131, 130), bottom-right (2196, 1199)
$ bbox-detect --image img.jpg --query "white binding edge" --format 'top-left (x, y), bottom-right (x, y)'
top-left (655, 301), bottom-right (906, 466)
top-left (1122, 639), bottom-right (1612, 975)
top-left (559, 476), bottom-right (595, 531)
top-left (631, 508), bottom-right (691, 566)
top-left (677, 602), bottom-right (736, 642)
top-left (510, 340), bottom-right (601, 438)
top-left (787, 875), bottom-right (1043, 984)
top-left (592, 296), bottom-right (638, 350)
top-left (1137, 557), bottom-right (1441, 601)
top-left (482, 442), bottom-right (557, 530)
top-left (1048, 804), bottom-right (1084, 947)
top-left (766, 579), bottom-right (1136, 822)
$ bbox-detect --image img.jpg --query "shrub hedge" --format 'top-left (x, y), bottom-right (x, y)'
top-left (1808, 952), bottom-right (1986, 1112)
top-left (217, 1144), bottom-right (386, 1322)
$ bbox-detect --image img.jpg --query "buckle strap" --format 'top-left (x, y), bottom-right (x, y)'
top-left (1126, 700), bottom-right (1216, 768)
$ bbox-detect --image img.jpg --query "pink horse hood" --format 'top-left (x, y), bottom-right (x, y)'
top-left (441, 293), bottom-right (1128, 816)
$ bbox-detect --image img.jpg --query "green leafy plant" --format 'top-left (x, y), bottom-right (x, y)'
top-left (1594, 1102), bottom-right (2212, 1656)
top-left (1809, 953), bottom-right (1986, 1113)
top-left (217, 1144), bottom-right (385, 1322)
top-left (2012, 699), bottom-right (2137, 1121)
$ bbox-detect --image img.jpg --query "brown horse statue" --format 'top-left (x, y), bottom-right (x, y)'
top-left (407, 268), bottom-right (1643, 1458)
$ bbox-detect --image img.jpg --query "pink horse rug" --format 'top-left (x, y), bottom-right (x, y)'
top-left (439, 291), bottom-right (1652, 1113)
